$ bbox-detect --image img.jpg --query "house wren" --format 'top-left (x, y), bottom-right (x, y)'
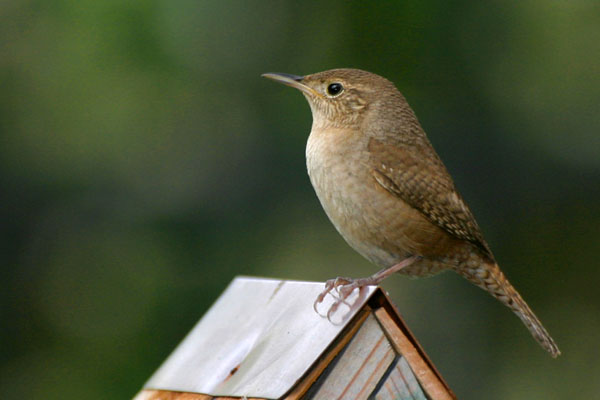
top-left (262, 68), bottom-right (560, 357)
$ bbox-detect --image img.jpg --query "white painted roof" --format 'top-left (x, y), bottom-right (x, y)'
top-left (143, 276), bottom-right (377, 399)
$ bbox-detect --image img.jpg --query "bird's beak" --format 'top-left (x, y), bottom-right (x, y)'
top-left (262, 73), bottom-right (321, 98)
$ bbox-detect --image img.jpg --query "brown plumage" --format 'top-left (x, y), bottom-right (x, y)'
top-left (262, 68), bottom-right (560, 357)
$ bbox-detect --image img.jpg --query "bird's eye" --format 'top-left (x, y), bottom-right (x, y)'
top-left (326, 83), bottom-right (344, 96)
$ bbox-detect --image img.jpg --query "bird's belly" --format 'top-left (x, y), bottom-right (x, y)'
top-left (306, 136), bottom-right (409, 267)
top-left (315, 177), bottom-right (406, 266)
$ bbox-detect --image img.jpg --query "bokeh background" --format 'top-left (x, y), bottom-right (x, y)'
top-left (1, 1), bottom-right (599, 399)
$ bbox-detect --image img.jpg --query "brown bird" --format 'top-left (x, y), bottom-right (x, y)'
top-left (262, 68), bottom-right (560, 357)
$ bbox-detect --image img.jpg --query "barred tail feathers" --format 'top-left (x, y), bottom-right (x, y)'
top-left (462, 262), bottom-right (560, 358)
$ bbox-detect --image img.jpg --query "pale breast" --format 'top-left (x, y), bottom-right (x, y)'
top-left (306, 127), bottom-right (409, 267)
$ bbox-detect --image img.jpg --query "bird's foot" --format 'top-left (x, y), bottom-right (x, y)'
top-left (313, 276), bottom-right (372, 322)
top-left (313, 256), bottom-right (422, 322)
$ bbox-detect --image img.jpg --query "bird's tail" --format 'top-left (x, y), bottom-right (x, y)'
top-left (460, 262), bottom-right (560, 358)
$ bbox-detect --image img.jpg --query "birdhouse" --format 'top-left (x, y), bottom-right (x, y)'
top-left (134, 277), bottom-right (456, 400)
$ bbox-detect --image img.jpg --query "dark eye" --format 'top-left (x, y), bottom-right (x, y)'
top-left (326, 83), bottom-right (344, 96)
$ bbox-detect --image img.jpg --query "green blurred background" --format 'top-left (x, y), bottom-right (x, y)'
top-left (1, 1), bottom-right (599, 399)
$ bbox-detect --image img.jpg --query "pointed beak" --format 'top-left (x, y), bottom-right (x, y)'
top-left (261, 72), bottom-right (321, 98)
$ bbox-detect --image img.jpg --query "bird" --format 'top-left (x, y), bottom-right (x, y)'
top-left (262, 68), bottom-right (560, 358)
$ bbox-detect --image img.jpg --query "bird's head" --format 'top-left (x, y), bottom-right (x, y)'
top-left (263, 68), bottom-right (400, 129)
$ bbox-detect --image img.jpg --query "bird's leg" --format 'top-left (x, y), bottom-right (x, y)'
top-left (314, 255), bottom-right (421, 318)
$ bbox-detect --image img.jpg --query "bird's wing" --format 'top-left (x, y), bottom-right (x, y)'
top-left (368, 137), bottom-right (493, 258)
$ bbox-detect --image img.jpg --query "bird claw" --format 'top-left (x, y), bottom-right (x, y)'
top-left (326, 300), bottom-right (341, 321)
top-left (338, 282), bottom-right (361, 299)
top-left (314, 277), bottom-right (365, 323)
top-left (313, 278), bottom-right (337, 315)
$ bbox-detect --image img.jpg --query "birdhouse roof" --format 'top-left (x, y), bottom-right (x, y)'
top-left (141, 276), bottom-right (454, 399)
